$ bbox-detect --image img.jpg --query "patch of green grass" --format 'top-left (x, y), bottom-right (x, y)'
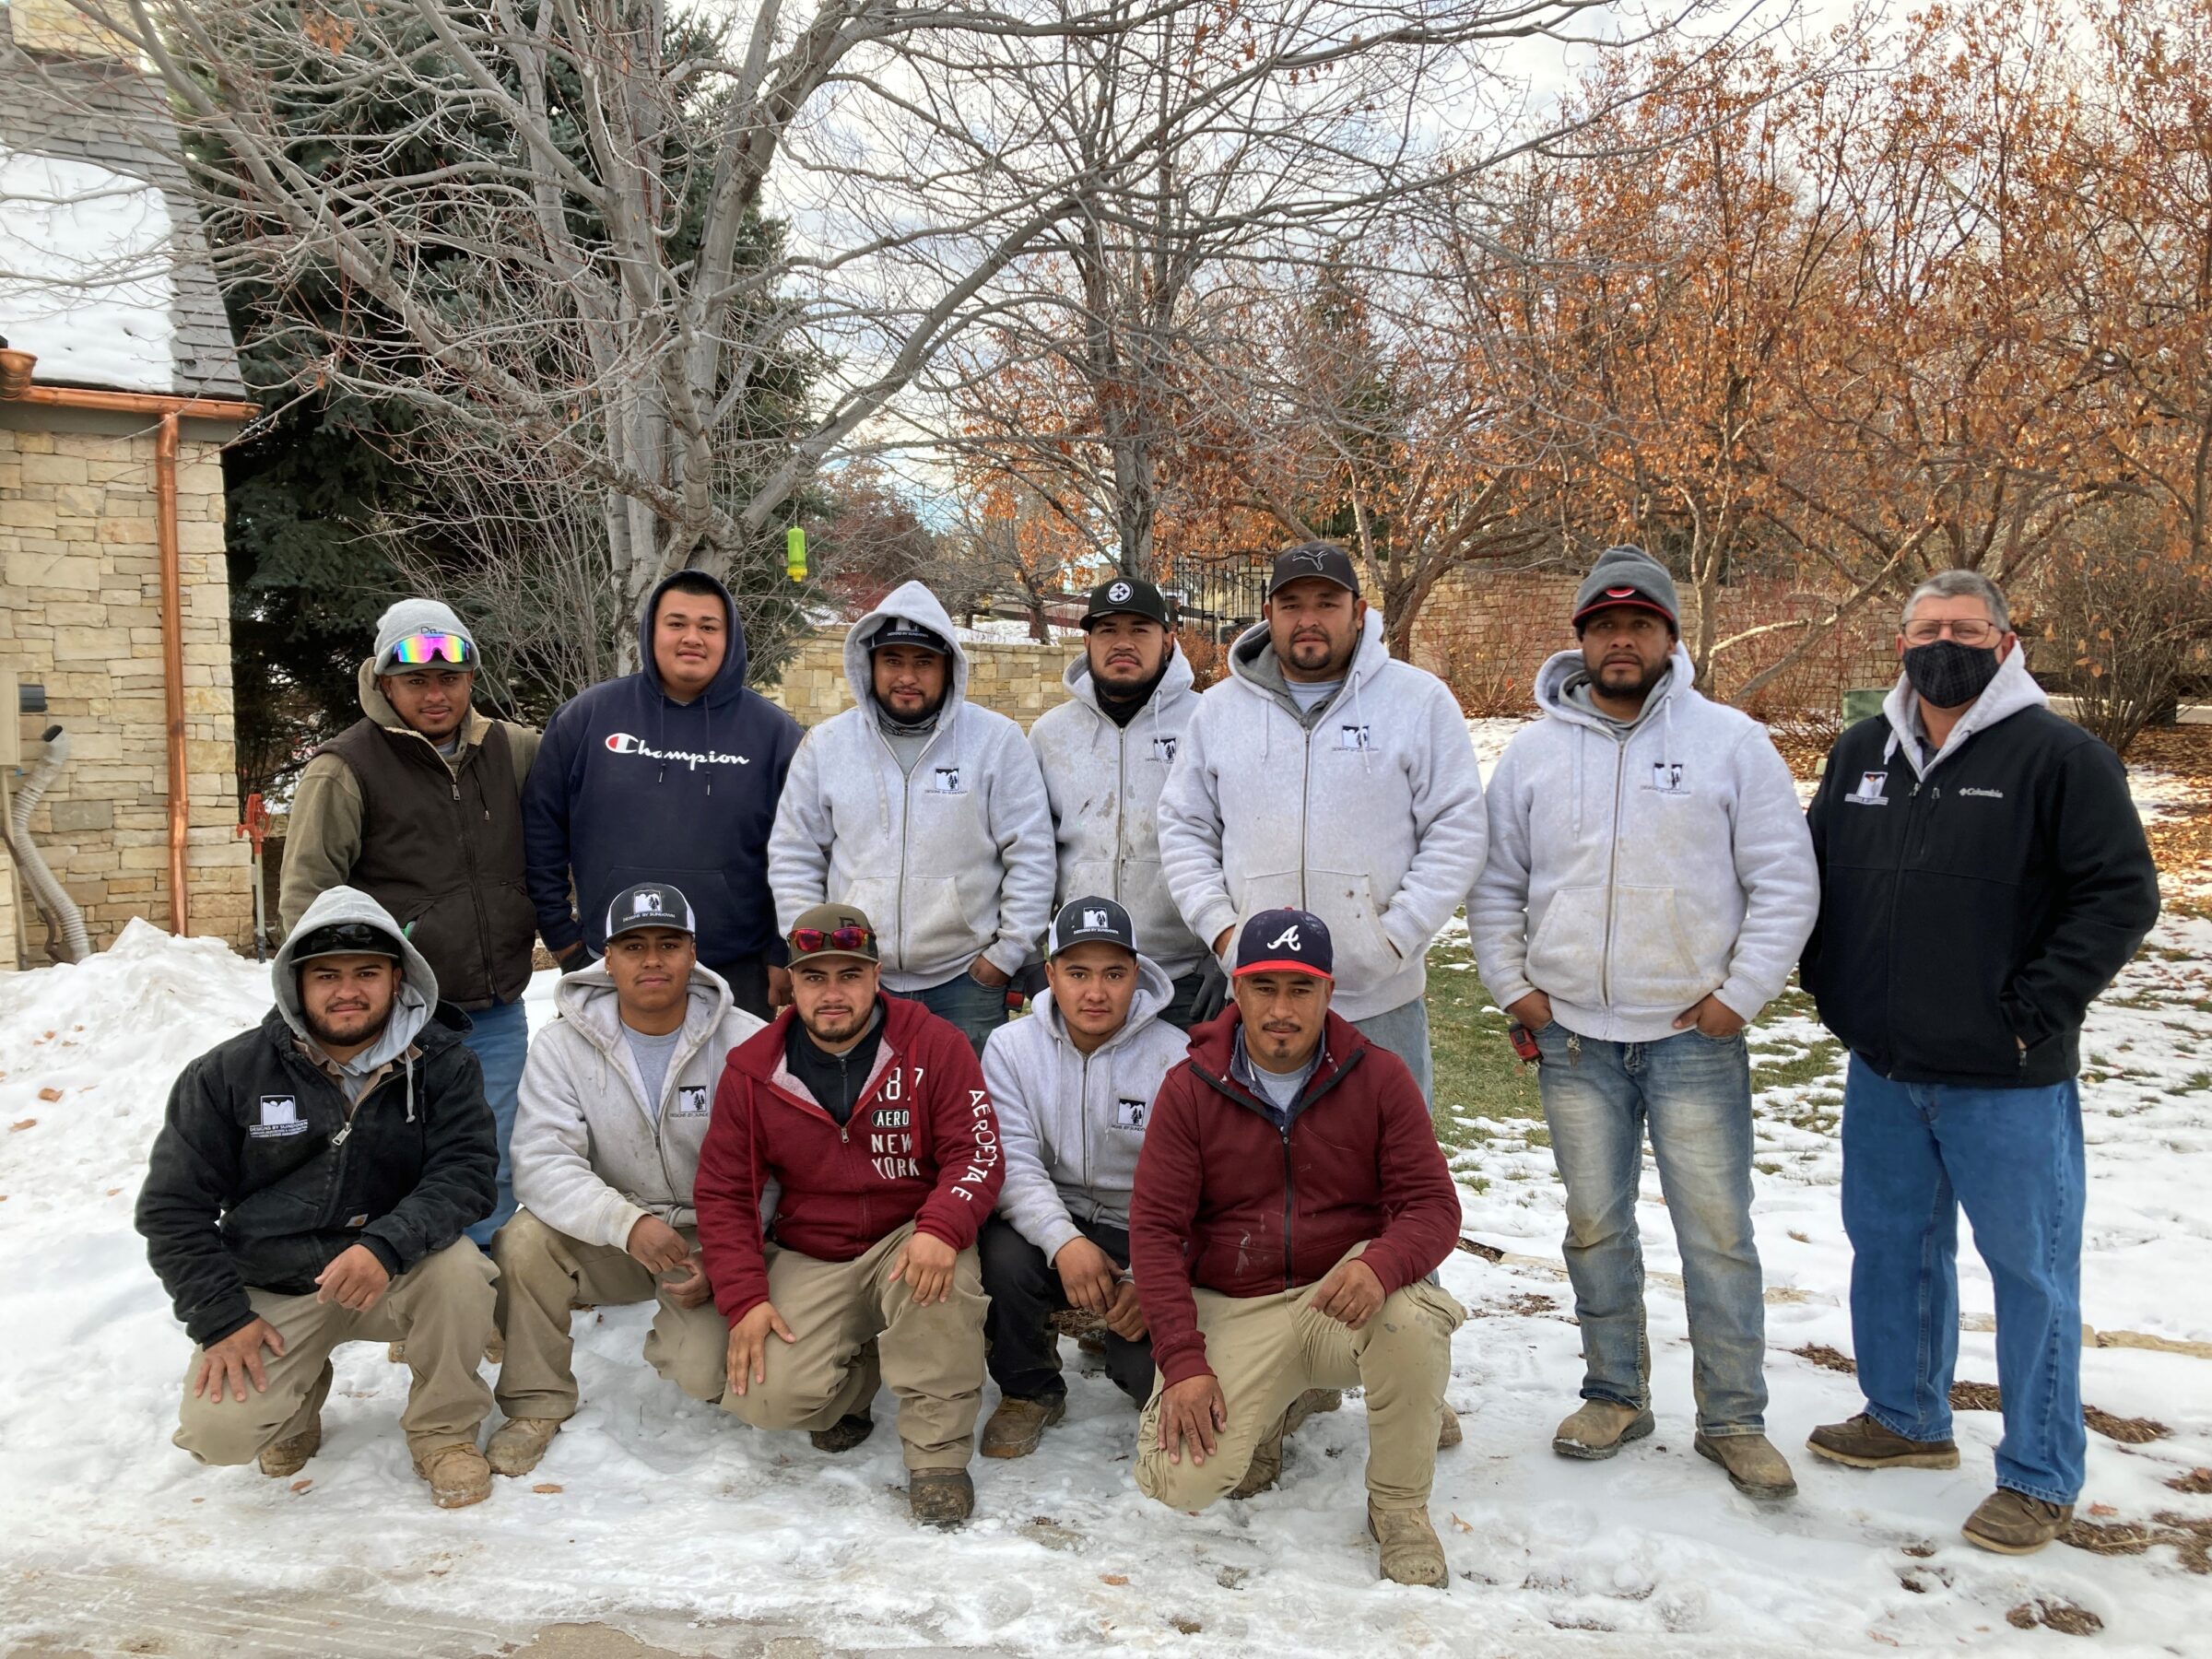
top-left (2180, 1071), bottom-right (2212, 1094)
top-left (1749, 1036), bottom-right (1844, 1093)
top-left (1425, 936), bottom-right (1545, 1157)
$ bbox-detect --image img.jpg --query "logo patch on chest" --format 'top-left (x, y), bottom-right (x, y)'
top-left (670, 1085), bottom-right (710, 1117)
top-left (1151, 735), bottom-right (1178, 764)
top-left (1846, 770), bottom-right (1890, 806)
top-left (1336, 723), bottom-right (1372, 752)
top-left (932, 765), bottom-right (964, 794)
top-left (1644, 761), bottom-right (1689, 795)
top-left (1114, 1097), bottom-right (1148, 1130)
top-left (249, 1095), bottom-right (307, 1139)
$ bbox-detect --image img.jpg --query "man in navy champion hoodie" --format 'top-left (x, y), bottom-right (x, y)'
top-left (524, 571), bottom-right (804, 1018)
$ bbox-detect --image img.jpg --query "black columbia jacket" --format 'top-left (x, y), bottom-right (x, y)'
top-left (1801, 658), bottom-right (2159, 1088)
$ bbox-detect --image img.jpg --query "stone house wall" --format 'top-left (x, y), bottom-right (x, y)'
top-left (0, 408), bottom-right (254, 961)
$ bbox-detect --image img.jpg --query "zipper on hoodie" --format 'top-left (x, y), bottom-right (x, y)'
top-left (1597, 739), bottom-right (1630, 1006)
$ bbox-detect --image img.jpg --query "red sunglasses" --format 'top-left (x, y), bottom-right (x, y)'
top-left (790, 924), bottom-right (875, 954)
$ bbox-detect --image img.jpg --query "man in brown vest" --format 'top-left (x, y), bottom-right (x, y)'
top-left (280, 598), bottom-right (543, 1243)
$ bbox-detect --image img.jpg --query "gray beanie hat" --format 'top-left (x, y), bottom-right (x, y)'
top-left (371, 598), bottom-right (478, 673)
top-left (1572, 546), bottom-right (1679, 633)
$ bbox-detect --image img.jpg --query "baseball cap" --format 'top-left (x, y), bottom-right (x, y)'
top-left (289, 921), bottom-right (404, 965)
top-left (604, 881), bottom-right (698, 940)
top-left (1266, 542), bottom-right (1360, 599)
top-left (1233, 907), bottom-right (1334, 979)
top-left (869, 614), bottom-right (949, 654)
top-left (1080, 576), bottom-right (1172, 630)
top-left (1049, 895), bottom-right (1136, 959)
top-left (787, 901), bottom-right (880, 968)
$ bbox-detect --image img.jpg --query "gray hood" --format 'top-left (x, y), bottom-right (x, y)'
top-left (550, 959), bottom-right (735, 1059)
top-left (1226, 607), bottom-right (1390, 727)
top-left (273, 884), bottom-right (439, 1082)
top-left (841, 580), bottom-right (971, 718)
top-left (1534, 641), bottom-right (1695, 735)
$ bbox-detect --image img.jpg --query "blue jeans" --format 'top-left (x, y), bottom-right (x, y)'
top-left (1533, 1023), bottom-right (1767, 1434)
top-left (1352, 995), bottom-right (1432, 1106)
top-left (1841, 1056), bottom-right (2085, 1504)
top-left (902, 970), bottom-right (1009, 1058)
top-left (462, 998), bottom-right (530, 1247)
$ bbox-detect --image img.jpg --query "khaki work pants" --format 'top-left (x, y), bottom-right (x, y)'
top-left (173, 1239), bottom-right (498, 1465)
top-left (1135, 1246), bottom-right (1465, 1513)
top-left (721, 1222), bottom-right (987, 1471)
top-left (489, 1208), bottom-right (729, 1418)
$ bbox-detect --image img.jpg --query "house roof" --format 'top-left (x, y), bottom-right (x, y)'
top-left (0, 8), bottom-right (246, 399)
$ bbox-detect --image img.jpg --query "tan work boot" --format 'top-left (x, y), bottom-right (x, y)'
top-left (909, 1467), bottom-right (975, 1528)
top-left (1552, 1398), bottom-right (1654, 1460)
top-left (1962, 1489), bottom-right (2073, 1555)
top-left (257, 1415), bottom-right (322, 1479)
top-left (1806, 1412), bottom-right (1960, 1470)
top-left (980, 1394), bottom-right (1065, 1459)
top-left (1284, 1387), bottom-right (1341, 1435)
top-left (1438, 1404), bottom-right (1463, 1450)
top-left (1230, 1415), bottom-right (1287, 1500)
top-left (1368, 1503), bottom-right (1449, 1588)
top-left (413, 1442), bottom-right (492, 1509)
top-left (809, 1412), bottom-right (876, 1453)
top-left (1695, 1431), bottom-right (1797, 1500)
top-left (485, 1416), bottom-right (562, 1477)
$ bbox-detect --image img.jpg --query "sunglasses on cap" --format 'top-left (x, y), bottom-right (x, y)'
top-left (292, 920), bottom-right (403, 960)
top-left (386, 632), bottom-right (476, 667)
top-left (790, 924), bottom-right (875, 955)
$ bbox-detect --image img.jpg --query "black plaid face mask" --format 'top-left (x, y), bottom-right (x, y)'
top-left (1902, 639), bottom-right (2002, 710)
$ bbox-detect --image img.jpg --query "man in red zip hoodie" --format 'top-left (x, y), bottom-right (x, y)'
top-left (694, 902), bottom-right (1002, 1525)
top-left (1130, 907), bottom-right (1466, 1586)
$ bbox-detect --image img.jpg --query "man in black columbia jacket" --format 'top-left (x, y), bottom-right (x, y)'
top-left (1799, 571), bottom-right (2159, 1558)
top-left (136, 886), bottom-right (500, 1509)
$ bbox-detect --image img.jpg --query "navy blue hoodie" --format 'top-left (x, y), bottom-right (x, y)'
top-left (524, 572), bottom-right (803, 964)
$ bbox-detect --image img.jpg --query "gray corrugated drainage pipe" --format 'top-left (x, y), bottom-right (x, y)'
top-left (4, 724), bottom-right (92, 963)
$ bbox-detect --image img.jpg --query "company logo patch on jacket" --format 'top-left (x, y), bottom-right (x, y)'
top-left (1644, 760), bottom-right (1690, 796)
top-left (671, 1085), bottom-right (710, 1117)
top-left (1847, 770), bottom-right (1890, 806)
top-left (932, 765), bottom-right (964, 794)
top-left (1150, 735), bottom-right (1178, 764)
top-left (250, 1095), bottom-right (308, 1138)
top-left (1336, 723), bottom-right (1372, 752)
top-left (1114, 1096), bottom-right (1149, 1130)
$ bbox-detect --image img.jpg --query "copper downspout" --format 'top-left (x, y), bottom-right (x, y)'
top-left (1, 382), bottom-right (258, 936)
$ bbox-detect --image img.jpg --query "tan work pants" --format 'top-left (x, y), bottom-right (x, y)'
top-left (720, 1222), bottom-right (987, 1471)
top-left (1135, 1246), bottom-right (1465, 1512)
top-left (489, 1208), bottom-right (730, 1418)
top-left (173, 1239), bottom-right (498, 1465)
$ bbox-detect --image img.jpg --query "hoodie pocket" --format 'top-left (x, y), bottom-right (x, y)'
top-left (1306, 868), bottom-right (1406, 994)
top-left (1525, 886), bottom-right (1608, 1007)
top-left (1605, 886), bottom-right (1719, 1011)
top-left (898, 875), bottom-right (983, 975)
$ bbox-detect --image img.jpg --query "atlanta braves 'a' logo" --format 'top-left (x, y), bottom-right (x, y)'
top-left (1265, 924), bottom-right (1302, 951)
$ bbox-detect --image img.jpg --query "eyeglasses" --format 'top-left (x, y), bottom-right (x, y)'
top-left (1903, 619), bottom-right (2002, 646)
top-left (386, 632), bottom-right (477, 666)
top-left (790, 924), bottom-right (875, 955)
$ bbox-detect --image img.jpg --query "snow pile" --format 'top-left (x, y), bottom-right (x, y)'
top-left (0, 145), bottom-right (175, 393)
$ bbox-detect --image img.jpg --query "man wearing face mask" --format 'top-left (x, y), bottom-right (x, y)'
top-left (1801, 571), bottom-right (2158, 1557)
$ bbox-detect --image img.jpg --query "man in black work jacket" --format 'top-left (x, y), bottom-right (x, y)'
top-left (1799, 570), bottom-right (2159, 1558)
top-left (136, 887), bottom-right (500, 1509)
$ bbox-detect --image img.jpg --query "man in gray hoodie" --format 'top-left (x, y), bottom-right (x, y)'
top-left (768, 581), bottom-right (1055, 1055)
top-left (1469, 547), bottom-right (1818, 1500)
top-left (975, 896), bottom-right (1189, 1458)
top-left (484, 881), bottom-right (766, 1478)
top-left (1158, 544), bottom-right (1486, 1099)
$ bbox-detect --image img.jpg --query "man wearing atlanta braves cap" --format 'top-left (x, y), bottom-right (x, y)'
top-left (972, 895), bottom-right (1189, 1458)
top-left (1469, 545), bottom-right (1817, 1499)
top-left (483, 881), bottom-right (766, 1479)
top-left (1157, 542), bottom-right (1485, 1099)
top-left (1028, 578), bottom-right (1216, 1028)
top-left (1128, 907), bottom-right (1466, 1586)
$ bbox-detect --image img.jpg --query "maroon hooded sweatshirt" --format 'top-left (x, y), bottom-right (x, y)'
top-left (695, 994), bottom-right (1002, 1324)
top-left (1128, 1007), bottom-right (1461, 1387)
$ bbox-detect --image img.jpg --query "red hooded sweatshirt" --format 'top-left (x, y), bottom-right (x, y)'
top-left (695, 995), bottom-right (1003, 1323)
top-left (1128, 1007), bottom-right (1462, 1387)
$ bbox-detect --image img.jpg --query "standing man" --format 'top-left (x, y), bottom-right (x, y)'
top-left (1801, 571), bottom-right (2158, 1555)
top-left (1158, 542), bottom-right (1486, 1098)
top-left (136, 887), bottom-right (500, 1509)
top-left (767, 580), bottom-right (1053, 1056)
top-left (1028, 577), bottom-right (1213, 1027)
top-left (280, 598), bottom-right (539, 1243)
top-left (1468, 546), bottom-right (1818, 1500)
top-left (525, 570), bottom-right (803, 1019)
top-left (1130, 909), bottom-right (1466, 1587)
top-left (976, 896), bottom-right (1187, 1458)
top-left (485, 881), bottom-right (765, 1478)
top-left (694, 903), bottom-right (1004, 1526)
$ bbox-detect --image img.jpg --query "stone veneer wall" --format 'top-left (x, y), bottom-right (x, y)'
top-left (0, 411), bottom-right (253, 961)
top-left (767, 629), bottom-right (1075, 730)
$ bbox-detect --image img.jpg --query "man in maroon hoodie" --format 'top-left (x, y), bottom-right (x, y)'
top-left (1130, 908), bottom-right (1466, 1586)
top-left (694, 903), bottom-right (1002, 1525)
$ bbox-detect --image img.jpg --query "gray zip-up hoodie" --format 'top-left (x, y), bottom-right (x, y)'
top-left (767, 582), bottom-right (1056, 991)
top-left (1156, 610), bottom-right (1488, 1020)
top-left (509, 963), bottom-right (765, 1248)
top-left (1027, 647), bottom-right (1205, 976)
top-left (1469, 643), bottom-right (1819, 1042)
top-left (984, 953), bottom-right (1188, 1259)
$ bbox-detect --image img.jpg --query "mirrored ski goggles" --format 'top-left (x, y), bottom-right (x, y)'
top-left (788, 924), bottom-right (877, 957)
top-left (383, 632), bottom-right (476, 667)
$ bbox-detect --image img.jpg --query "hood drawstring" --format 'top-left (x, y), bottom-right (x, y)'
top-left (1351, 670), bottom-right (1372, 776)
top-left (656, 696), bottom-right (667, 785)
top-left (404, 1049), bottom-right (417, 1124)
top-left (1573, 724), bottom-right (1585, 839)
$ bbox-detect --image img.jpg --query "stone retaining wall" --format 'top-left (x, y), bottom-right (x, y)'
top-left (767, 629), bottom-right (1075, 730)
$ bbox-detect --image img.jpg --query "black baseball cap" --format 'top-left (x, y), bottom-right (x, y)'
top-left (1233, 907), bottom-right (1334, 979)
top-left (869, 614), bottom-right (949, 653)
top-left (1081, 577), bottom-right (1172, 630)
top-left (290, 921), bottom-right (404, 964)
top-left (1049, 895), bottom-right (1136, 959)
top-left (1267, 542), bottom-right (1360, 599)
top-left (605, 882), bottom-right (698, 940)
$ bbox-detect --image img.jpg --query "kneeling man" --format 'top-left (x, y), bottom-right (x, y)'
top-left (1130, 908), bottom-right (1466, 1586)
top-left (487, 882), bottom-right (765, 1475)
top-left (695, 904), bottom-right (1004, 1525)
top-left (978, 896), bottom-right (1188, 1456)
top-left (136, 887), bottom-right (500, 1508)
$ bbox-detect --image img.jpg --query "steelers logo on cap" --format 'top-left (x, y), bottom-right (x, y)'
top-left (1109, 582), bottom-right (1131, 603)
